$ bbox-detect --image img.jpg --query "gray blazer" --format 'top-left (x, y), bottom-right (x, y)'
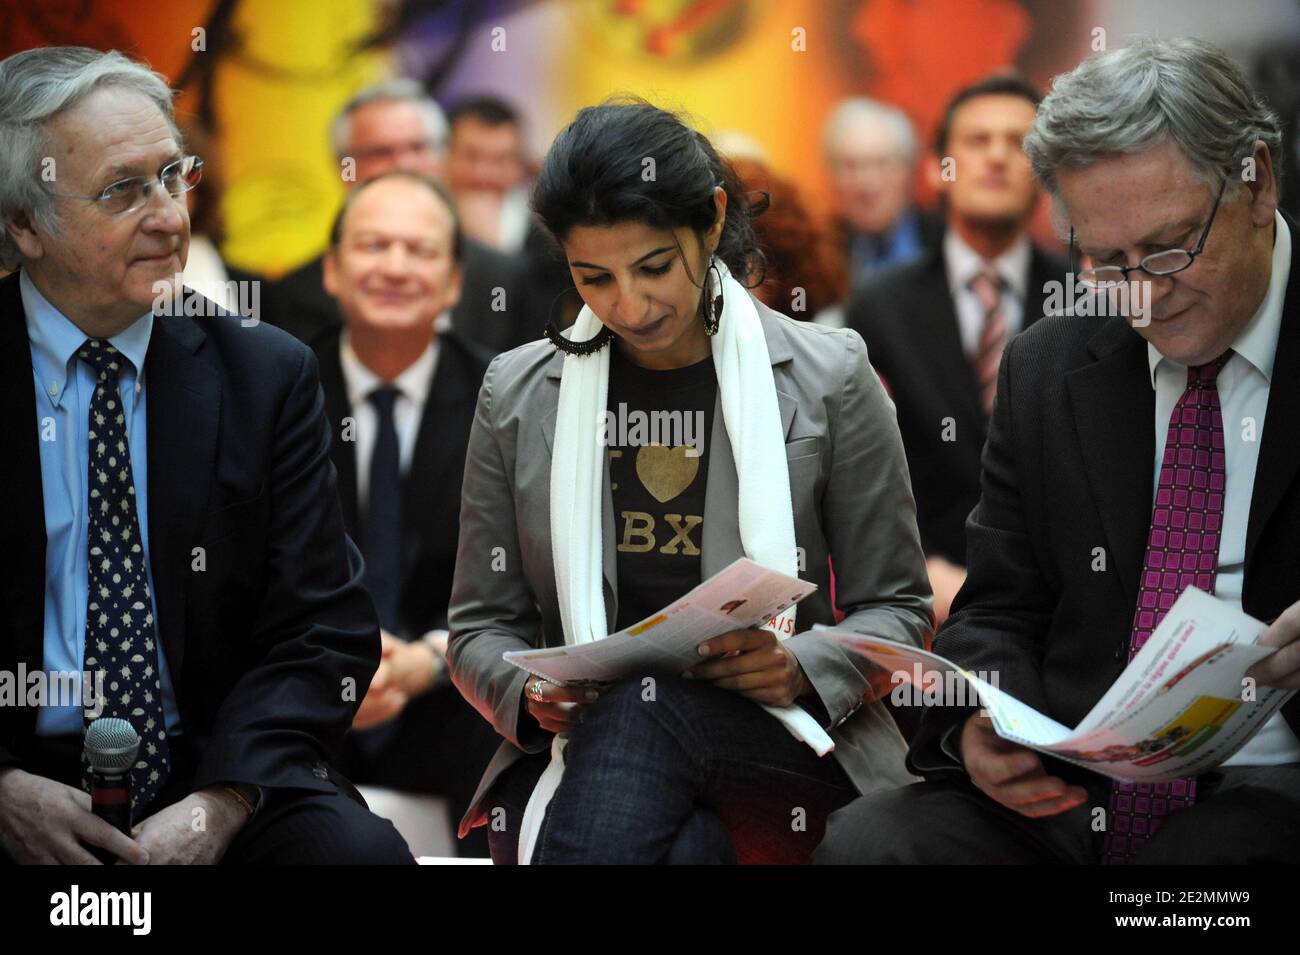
top-left (447, 296), bottom-right (934, 836)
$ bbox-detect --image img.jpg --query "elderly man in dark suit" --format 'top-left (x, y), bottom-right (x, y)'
top-left (0, 46), bottom-right (411, 864)
top-left (313, 171), bottom-right (502, 856)
top-left (844, 74), bottom-right (1067, 627)
top-left (817, 37), bottom-right (1300, 865)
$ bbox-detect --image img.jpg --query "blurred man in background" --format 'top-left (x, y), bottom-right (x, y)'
top-left (844, 74), bottom-right (1066, 625)
top-left (445, 94), bottom-right (531, 254)
top-left (316, 171), bottom-right (503, 856)
top-left (271, 80), bottom-right (532, 355)
top-left (822, 97), bottom-right (940, 289)
top-left (445, 92), bottom-right (575, 342)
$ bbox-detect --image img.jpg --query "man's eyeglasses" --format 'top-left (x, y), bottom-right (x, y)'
top-left (47, 155), bottom-right (203, 217)
top-left (1069, 175), bottom-right (1228, 289)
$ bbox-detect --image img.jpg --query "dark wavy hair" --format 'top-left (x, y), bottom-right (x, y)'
top-left (531, 96), bottom-right (769, 289)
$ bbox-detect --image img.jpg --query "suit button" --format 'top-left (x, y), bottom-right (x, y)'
top-left (313, 762), bottom-right (329, 780)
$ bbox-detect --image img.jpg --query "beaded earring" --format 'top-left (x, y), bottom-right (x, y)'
top-left (542, 286), bottom-right (614, 356)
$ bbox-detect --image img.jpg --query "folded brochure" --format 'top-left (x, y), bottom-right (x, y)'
top-left (821, 587), bottom-right (1293, 782)
top-left (504, 558), bottom-right (816, 687)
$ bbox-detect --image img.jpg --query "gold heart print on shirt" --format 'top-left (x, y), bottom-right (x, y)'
top-left (635, 444), bottom-right (699, 503)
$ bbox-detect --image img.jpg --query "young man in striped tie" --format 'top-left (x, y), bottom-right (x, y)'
top-left (843, 74), bottom-right (1067, 629)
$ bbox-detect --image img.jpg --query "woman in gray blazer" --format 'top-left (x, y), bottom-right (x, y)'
top-left (447, 98), bottom-right (933, 863)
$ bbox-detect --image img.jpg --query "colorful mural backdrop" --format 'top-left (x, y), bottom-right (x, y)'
top-left (4, 0), bottom-right (1296, 273)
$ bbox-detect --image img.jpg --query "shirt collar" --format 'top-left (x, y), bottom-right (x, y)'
top-left (22, 268), bottom-right (155, 408)
top-left (1147, 209), bottom-right (1291, 387)
top-left (339, 325), bottom-right (440, 412)
top-left (943, 228), bottom-right (1032, 300)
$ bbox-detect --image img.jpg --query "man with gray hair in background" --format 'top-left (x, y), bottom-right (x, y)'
top-left (816, 36), bottom-right (1300, 864)
top-left (821, 97), bottom-right (941, 289)
top-left (270, 78), bottom-right (531, 354)
top-left (0, 46), bottom-right (413, 863)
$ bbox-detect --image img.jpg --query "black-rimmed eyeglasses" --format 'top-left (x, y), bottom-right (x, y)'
top-left (1069, 175), bottom-right (1228, 289)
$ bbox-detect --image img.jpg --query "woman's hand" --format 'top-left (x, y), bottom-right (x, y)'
top-left (684, 628), bottom-right (811, 707)
top-left (523, 679), bottom-right (601, 734)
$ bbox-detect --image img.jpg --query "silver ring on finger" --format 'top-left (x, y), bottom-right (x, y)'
top-left (528, 678), bottom-right (547, 703)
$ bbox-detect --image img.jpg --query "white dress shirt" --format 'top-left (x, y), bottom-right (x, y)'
top-left (181, 235), bottom-right (238, 312)
top-left (943, 229), bottom-right (1031, 357)
top-left (1148, 210), bottom-right (1299, 766)
top-left (339, 329), bottom-right (439, 514)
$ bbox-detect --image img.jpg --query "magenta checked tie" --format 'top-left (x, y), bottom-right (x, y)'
top-left (1101, 350), bottom-right (1232, 864)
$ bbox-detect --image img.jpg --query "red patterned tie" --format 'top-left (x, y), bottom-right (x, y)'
top-left (1101, 350), bottom-right (1232, 864)
top-left (969, 267), bottom-right (1007, 417)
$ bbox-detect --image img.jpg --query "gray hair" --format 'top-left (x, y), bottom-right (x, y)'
top-left (1024, 36), bottom-right (1283, 197)
top-left (822, 97), bottom-right (918, 164)
top-left (329, 78), bottom-right (449, 158)
top-left (0, 46), bottom-right (180, 271)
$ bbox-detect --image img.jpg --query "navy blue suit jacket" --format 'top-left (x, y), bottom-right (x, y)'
top-left (0, 272), bottom-right (380, 794)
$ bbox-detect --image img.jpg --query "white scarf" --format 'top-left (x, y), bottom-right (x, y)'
top-left (520, 258), bottom-right (834, 863)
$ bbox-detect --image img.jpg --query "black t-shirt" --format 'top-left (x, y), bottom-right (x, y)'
top-left (605, 345), bottom-right (718, 631)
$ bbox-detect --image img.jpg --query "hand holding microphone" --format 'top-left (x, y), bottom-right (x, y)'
top-left (0, 755), bottom-right (148, 864)
top-left (84, 717), bottom-right (141, 862)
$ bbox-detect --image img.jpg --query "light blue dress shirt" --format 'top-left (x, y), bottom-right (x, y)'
top-left (22, 270), bottom-right (182, 737)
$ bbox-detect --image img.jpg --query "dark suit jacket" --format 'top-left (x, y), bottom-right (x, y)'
top-left (311, 326), bottom-right (491, 639)
top-left (0, 273), bottom-right (380, 794)
top-left (269, 236), bottom-right (533, 355)
top-left (909, 214), bottom-right (1300, 779)
top-left (844, 241), bottom-right (1068, 563)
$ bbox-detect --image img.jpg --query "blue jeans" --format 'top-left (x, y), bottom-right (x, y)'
top-left (486, 675), bottom-right (854, 863)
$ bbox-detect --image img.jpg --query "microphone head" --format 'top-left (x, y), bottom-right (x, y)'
top-left (84, 718), bottom-right (141, 774)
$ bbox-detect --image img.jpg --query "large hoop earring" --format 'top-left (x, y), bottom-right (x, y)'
top-left (542, 286), bottom-right (614, 356)
top-left (703, 258), bottom-right (724, 337)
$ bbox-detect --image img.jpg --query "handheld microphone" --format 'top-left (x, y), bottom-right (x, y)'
top-left (84, 717), bottom-right (140, 864)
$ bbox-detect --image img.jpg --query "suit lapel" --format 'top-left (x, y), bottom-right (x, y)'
top-left (0, 277), bottom-right (47, 733)
top-left (918, 249), bottom-right (985, 430)
top-left (400, 337), bottom-right (474, 598)
top-left (312, 329), bottom-right (359, 537)
top-left (1066, 319), bottom-right (1156, 608)
top-left (145, 309), bottom-right (219, 691)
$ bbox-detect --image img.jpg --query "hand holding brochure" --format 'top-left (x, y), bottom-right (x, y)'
top-left (503, 558), bottom-right (816, 686)
top-left (822, 587), bottom-right (1293, 782)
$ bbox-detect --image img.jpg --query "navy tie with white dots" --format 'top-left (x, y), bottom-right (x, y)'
top-left (77, 338), bottom-right (170, 812)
